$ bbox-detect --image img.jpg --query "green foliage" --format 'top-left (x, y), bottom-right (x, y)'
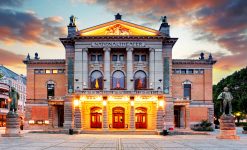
top-left (213, 66), bottom-right (247, 118)
top-left (0, 73), bottom-right (3, 79)
top-left (191, 120), bottom-right (214, 131)
top-left (236, 122), bottom-right (247, 127)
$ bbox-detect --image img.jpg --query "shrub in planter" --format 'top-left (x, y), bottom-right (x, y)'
top-left (243, 126), bottom-right (247, 131)
top-left (191, 120), bottom-right (214, 132)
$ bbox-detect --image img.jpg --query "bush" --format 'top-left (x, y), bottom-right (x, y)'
top-left (191, 120), bottom-right (214, 132)
top-left (243, 126), bottom-right (247, 131)
top-left (236, 122), bottom-right (247, 127)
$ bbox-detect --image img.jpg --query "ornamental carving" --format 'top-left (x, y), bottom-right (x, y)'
top-left (105, 24), bottom-right (131, 35)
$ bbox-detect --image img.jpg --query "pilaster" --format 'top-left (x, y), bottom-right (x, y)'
top-left (103, 47), bottom-right (111, 90)
top-left (63, 96), bottom-right (74, 129)
top-left (126, 47), bottom-right (134, 90)
top-left (149, 48), bottom-right (155, 89)
top-left (82, 48), bottom-right (88, 89)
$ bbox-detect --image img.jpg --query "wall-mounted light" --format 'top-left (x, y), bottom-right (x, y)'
top-left (159, 79), bottom-right (162, 83)
top-left (44, 120), bottom-right (49, 124)
top-left (74, 99), bottom-right (79, 107)
top-left (28, 120), bottom-right (35, 124)
top-left (130, 101), bottom-right (134, 106)
top-left (103, 100), bottom-right (107, 106)
top-left (159, 100), bottom-right (164, 107)
top-left (75, 79), bottom-right (79, 82)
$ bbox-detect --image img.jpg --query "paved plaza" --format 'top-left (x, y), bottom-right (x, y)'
top-left (0, 129), bottom-right (247, 150)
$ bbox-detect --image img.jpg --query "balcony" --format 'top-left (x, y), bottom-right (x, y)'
top-left (0, 83), bottom-right (9, 92)
top-left (75, 90), bottom-right (164, 95)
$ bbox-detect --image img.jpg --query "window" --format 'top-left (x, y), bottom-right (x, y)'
top-left (200, 69), bottom-right (204, 74)
top-left (45, 69), bottom-right (51, 74)
top-left (141, 55), bottom-right (146, 61)
top-left (112, 55), bottom-right (118, 61)
top-left (119, 55), bottom-right (124, 61)
top-left (112, 71), bottom-right (125, 89)
top-left (91, 55), bottom-right (96, 61)
top-left (181, 69), bottom-right (186, 74)
top-left (194, 69), bottom-right (199, 74)
top-left (90, 71), bottom-right (103, 89)
top-left (134, 55), bottom-right (139, 61)
top-left (47, 83), bottom-right (55, 99)
top-left (97, 55), bottom-right (103, 61)
top-left (134, 71), bottom-right (147, 90)
top-left (184, 84), bottom-right (191, 100)
top-left (58, 69), bottom-right (65, 74)
top-left (52, 69), bottom-right (58, 74)
top-left (188, 69), bottom-right (193, 74)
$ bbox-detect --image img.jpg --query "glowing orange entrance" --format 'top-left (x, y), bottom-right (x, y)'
top-left (90, 107), bottom-right (102, 128)
top-left (112, 107), bottom-right (125, 128)
top-left (135, 107), bottom-right (147, 129)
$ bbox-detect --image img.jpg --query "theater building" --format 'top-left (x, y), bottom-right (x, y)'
top-left (23, 14), bottom-right (216, 132)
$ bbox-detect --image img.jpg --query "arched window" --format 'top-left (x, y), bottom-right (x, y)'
top-left (134, 71), bottom-right (147, 90)
top-left (90, 71), bottom-right (103, 89)
top-left (112, 71), bottom-right (125, 89)
top-left (47, 80), bottom-right (55, 99)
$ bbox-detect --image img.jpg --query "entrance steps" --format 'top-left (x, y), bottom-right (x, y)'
top-left (80, 129), bottom-right (158, 135)
top-left (29, 129), bottom-right (158, 135)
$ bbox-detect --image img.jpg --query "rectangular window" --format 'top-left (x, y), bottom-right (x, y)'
top-left (141, 55), bottom-right (146, 61)
top-left (91, 55), bottom-right (96, 61)
top-left (112, 55), bottom-right (118, 61)
top-left (200, 69), bottom-right (204, 74)
top-left (181, 69), bottom-right (186, 74)
top-left (45, 69), bottom-right (51, 74)
top-left (188, 69), bottom-right (194, 74)
top-left (52, 69), bottom-right (58, 74)
top-left (134, 55), bottom-right (139, 61)
top-left (184, 84), bottom-right (191, 100)
top-left (97, 55), bottom-right (103, 61)
top-left (194, 69), bottom-right (199, 74)
top-left (119, 55), bottom-right (124, 61)
top-left (175, 69), bottom-right (180, 74)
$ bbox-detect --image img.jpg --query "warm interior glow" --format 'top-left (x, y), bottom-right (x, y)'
top-left (74, 99), bottom-right (79, 106)
top-left (44, 120), bottom-right (49, 124)
top-left (103, 100), bottom-right (107, 106)
top-left (130, 101), bottom-right (134, 106)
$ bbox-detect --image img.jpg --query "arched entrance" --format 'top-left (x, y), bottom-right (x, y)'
top-left (135, 107), bottom-right (147, 129)
top-left (90, 107), bottom-right (102, 128)
top-left (112, 107), bottom-right (125, 128)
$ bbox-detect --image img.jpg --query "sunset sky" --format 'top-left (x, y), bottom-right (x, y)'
top-left (0, 0), bottom-right (246, 84)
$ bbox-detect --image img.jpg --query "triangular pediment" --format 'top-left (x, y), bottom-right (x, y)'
top-left (77, 20), bottom-right (160, 36)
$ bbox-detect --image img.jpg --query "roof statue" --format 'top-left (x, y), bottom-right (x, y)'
top-left (69, 15), bottom-right (76, 26)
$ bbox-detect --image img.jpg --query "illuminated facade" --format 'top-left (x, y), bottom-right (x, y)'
top-left (24, 14), bottom-right (216, 132)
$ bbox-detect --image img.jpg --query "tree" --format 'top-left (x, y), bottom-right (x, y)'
top-left (213, 66), bottom-right (247, 119)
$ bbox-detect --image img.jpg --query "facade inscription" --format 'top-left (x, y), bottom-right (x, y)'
top-left (91, 42), bottom-right (145, 48)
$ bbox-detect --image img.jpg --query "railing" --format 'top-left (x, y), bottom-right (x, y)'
top-left (76, 90), bottom-right (164, 95)
top-left (0, 83), bottom-right (10, 92)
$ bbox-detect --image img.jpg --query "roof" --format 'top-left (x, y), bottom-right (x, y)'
top-left (172, 59), bottom-right (217, 65)
top-left (23, 59), bottom-right (66, 64)
top-left (0, 65), bottom-right (26, 84)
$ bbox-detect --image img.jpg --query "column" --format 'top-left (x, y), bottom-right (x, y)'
top-left (82, 48), bottom-right (88, 89)
top-left (63, 95), bottom-right (74, 129)
top-left (185, 105), bottom-right (190, 129)
top-left (156, 107), bottom-right (164, 131)
top-left (103, 47), bottom-right (111, 90)
top-left (74, 105), bottom-right (82, 129)
top-left (74, 48), bottom-right (83, 91)
top-left (102, 102), bottom-right (108, 130)
top-left (129, 102), bottom-right (135, 131)
top-left (126, 47), bottom-right (134, 90)
top-left (149, 48), bottom-right (155, 89)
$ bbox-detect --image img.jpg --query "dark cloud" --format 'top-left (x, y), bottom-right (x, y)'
top-left (0, 0), bottom-right (24, 7)
top-left (0, 8), bottom-right (66, 47)
top-left (80, 0), bottom-right (247, 72)
top-left (0, 48), bottom-right (25, 66)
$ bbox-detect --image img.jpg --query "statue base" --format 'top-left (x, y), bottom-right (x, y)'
top-left (1, 112), bottom-right (23, 137)
top-left (216, 115), bottom-right (239, 140)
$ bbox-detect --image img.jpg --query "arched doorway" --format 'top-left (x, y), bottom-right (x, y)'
top-left (90, 107), bottom-right (102, 128)
top-left (135, 107), bottom-right (147, 129)
top-left (112, 107), bottom-right (125, 128)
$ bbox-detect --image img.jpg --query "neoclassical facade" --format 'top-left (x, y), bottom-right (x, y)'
top-left (24, 14), bottom-right (216, 132)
